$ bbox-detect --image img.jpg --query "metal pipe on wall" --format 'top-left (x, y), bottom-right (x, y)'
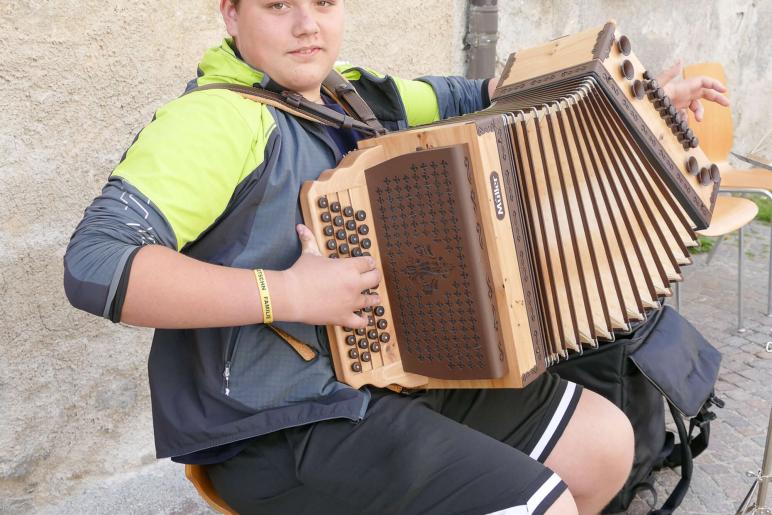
top-left (465, 0), bottom-right (499, 79)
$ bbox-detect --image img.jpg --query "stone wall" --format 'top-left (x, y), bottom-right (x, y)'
top-left (1, 0), bottom-right (768, 512)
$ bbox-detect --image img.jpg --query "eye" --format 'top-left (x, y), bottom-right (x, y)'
top-left (268, 2), bottom-right (288, 10)
top-left (317, 0), bottom-right (335, 6)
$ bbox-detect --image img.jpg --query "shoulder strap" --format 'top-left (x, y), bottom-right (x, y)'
top-left (322, 70), bottom-right (387, 135)
top-left (185, 81), bottom-right (386, 137)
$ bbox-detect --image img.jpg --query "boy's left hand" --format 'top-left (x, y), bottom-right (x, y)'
top-left (658, 60), bottom-right (730, 122)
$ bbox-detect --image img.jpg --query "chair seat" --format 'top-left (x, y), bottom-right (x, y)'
top-left (719, 167), bottom-right (772, 190)
top-left (697, 196), bottom-right (758, 237)
top-left (185, 464), bottom-right (237, 514)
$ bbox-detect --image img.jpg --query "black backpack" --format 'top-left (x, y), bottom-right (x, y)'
top-left (552, 306), bottom-right (723, 514)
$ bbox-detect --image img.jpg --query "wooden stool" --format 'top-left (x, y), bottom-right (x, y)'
top-left (185, 464), bottom-right (237, 514)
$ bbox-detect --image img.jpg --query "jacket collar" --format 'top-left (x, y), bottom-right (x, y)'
top-left (197, 38), bottom-right (274, 89)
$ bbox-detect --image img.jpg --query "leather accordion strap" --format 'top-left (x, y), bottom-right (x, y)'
top-left (185, 78), bottom-right (386, 137)
top-left (267, 325), bottom-right (317, 362)
top-left (321, 70), bottom-right (387, 135)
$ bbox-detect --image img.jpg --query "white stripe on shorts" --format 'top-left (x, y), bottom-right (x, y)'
top-left (485, 473), bottom-right (563, 514)
top-left (528, 382), bottom-right (577, 461)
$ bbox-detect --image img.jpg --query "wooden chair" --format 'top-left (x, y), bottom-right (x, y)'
top-left (185, 464), bottom-right (238, 514)
top-left (675, 196), bottom-right (758, 331)
top-left (683, 62), bottom-right (772, 315)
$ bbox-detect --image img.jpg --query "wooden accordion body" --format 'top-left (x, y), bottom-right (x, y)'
top-left (300, 22), bottom-right (720, 390)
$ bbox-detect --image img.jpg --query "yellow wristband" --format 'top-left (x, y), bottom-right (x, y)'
top-left (253, 269), bottom-right (273, 324)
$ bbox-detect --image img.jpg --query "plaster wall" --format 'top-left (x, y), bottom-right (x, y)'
top-left (0, 0), bottom-right (769, 513)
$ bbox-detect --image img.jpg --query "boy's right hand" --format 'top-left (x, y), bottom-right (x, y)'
top-left (279, 224), bottom-right (381, 329)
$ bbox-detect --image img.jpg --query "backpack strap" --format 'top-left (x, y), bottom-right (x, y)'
top-left (185, 82), bottom-right (386, 137)
top-left (652, 402), bottom-right (694, 515)
top-left (322, 69), bottom-right (387, 135)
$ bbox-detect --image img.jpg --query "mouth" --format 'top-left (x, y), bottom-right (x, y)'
top-left (289, 46), bottom-right (322, 56)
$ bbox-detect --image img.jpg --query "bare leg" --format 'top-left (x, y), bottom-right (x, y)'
top-left (545, 490), bottom-right (579, 514)
top-left (544, 389), bottom-right (634, 514)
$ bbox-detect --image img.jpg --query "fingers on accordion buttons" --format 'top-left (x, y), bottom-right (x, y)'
top-left (617, 35), bottom-right (632, 55)
top-left (621, 59), bottom-right (635, 80)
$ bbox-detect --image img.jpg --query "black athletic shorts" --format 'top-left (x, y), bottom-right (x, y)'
top-left (207, 372), bottom-right (582, 515)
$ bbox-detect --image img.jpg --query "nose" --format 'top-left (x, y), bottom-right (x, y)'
top-left (292, 5), bottom-right (321, 38)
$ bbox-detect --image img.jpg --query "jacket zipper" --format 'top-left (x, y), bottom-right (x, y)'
top-left (223, 328), bottom-right (242, 396)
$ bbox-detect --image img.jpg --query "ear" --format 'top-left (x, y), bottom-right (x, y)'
top-left (220, 0), bottom-right (239, 38)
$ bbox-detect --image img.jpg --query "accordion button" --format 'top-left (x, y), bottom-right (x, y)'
top-left (645, 79), bottom-right (659, 92)
top-left (324, 225), bottom-right (334, 236)
top-left (368, 330), bottom-right (378, 340)
top-left (370, 342), bottom-right (381, 353)
top-left (690, 136), bottom-right (700, 149)
top-left (351, 362), bottom-right (362, 373)
top-left (343, 206), bottom-right (354, 217)
top-left (329, 254), bottom-right (339, 259)
top-left (617, 35), bottom-right (632, 56)
top-left (326, 240), bottom-right (337, 250)
top-left (346, 220), bottom-right (357, 231)
top-left (348, 349), bottom-right (359, 359)
top-left (351, 248), bottom-right (363, 257)
top-left (642, 70), bottom-right (653, 81)
top-left (318, 197), bottom-right (329, 209)
top-left (334, 216), bottom-right (344, 226)
top-left (631, 80), bottom-right (645, 100)
top-left (356, 328), bottom-right (366, 336)
top-left (377, 319), bottom-right (388, 330)
top-left (346, 335), bottom-right (356, 345)
top-left (336, 229), bottom-right (347, 240)
top-left (339, 244), bottom-right (350, 254)
top-left (361, 351), bottom-right (371, 363)
top-left (379, 333), bottom-right (391, 343)
top-left (355, 210), bottom-right (367, 221)
top-left (330, 201), bottom-right (341, 213)
top-left (358, 225), bottom-right (369, 235)
top-left (686, 156), bottom-right (700, 176)
top-left (710, 164), bottom-right (721, 183)
top-left (321, 212), bottom-right (331, 223)
top-left (374, 306), bottom-right (385, 317)
top-left (621, 59), bottom-right (635, 80)
top-left (358, 339), bottom-right (369, 349)
top-left (368, 316), bottom-right (375, 326)
top-left (349, 234), bottom-right (360, 245)
top-left (361, 238), bottom-right (372, 250)
top-left (699, 167), bottom-right (711, 186)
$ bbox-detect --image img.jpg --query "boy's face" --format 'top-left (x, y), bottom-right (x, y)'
top-left (221, 0), bottom-right (345, 101)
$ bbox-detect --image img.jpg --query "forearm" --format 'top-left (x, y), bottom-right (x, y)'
top-left (121, 244), bottom-right (293, 329)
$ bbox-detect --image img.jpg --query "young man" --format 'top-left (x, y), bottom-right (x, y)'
top-left (64, 1), bottom-right (729, 513)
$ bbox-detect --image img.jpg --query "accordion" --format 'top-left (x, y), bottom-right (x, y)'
top-left (300, 22), bottom-right (719, 390)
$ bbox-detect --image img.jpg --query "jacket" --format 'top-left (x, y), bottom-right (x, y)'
top-left (64, 39), bottom-right (489, 460)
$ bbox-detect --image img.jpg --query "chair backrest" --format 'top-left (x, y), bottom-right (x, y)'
top-left (185, 464), bottom-right (238, 514)
top-left (683, 62), bottom-right (733, 164)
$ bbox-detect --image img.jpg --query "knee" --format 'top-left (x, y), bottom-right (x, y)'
top-left (594, 393), bottom-right (635, 488)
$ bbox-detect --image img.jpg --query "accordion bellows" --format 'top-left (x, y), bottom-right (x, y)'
top-left (300, 22), bottom-right (719, 390)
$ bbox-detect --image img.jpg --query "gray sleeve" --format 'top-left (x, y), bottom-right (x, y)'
top-left (63, 177), bottom-right (177, 320)
top-left (416, 76), bottom-right (488, 119)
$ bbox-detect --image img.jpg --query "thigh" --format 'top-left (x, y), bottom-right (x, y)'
top-left (209, 391), bottom-right (568, 515)
top-left (432, 372), bottom-right (583, 463)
